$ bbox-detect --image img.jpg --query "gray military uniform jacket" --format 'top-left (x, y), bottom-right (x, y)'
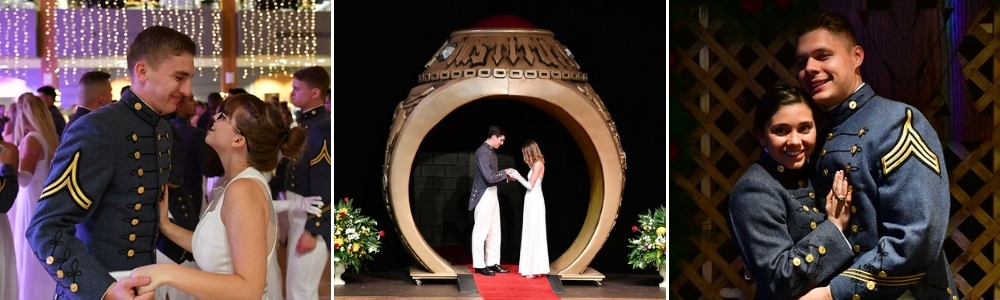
top-left (284, 106), bottom-right (331, 250)
top-left (26, 88), bottom-right (171, 299)
top-left (813, 84), bottom-right (958, 299)
top-left (728, 154), bottom-right (854, 299)
top-left (468, 142), bottom-right (508, 211)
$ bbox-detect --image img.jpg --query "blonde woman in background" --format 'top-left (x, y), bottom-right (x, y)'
top-left (7, 92), bottom-right (59, 300)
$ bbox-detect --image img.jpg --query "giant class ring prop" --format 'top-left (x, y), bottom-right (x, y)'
top-left (382, 26), bottom-right (626, 283)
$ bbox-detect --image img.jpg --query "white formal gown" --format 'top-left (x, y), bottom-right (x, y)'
top-left (9, 132), bottom-right (55, 300)
top-left (192, 166), bottom-right (282, 300)
top-left (515, 168), bottom-right (550, 276)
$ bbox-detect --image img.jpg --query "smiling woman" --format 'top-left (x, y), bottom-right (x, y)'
top-left (726, 85), bottom-right (855, 299)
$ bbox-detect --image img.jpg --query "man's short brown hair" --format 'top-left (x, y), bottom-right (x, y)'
top-left (126, 26), bottom-right (197, 76)
top-left (292, 66), bottom-right (330, 96)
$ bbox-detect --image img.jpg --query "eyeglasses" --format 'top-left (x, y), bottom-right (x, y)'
top-left (215, 111), bottom-right (242, 134)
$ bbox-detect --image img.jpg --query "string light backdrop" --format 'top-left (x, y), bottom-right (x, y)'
top-left (240, 0), bottom-right (317, 79)
top-left (0, 0), bottom-right (31, 78)
top-left (55, 4), bottom-right (218, 85)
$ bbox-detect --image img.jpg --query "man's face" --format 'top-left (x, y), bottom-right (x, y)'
top-left (487, 134), bottom-right (505, 149)
top-left (795, 29), bottom-right (864, 110)
top-left (290, 79), bottom-right (320, 109)
top-left (98, 82), bottom-right (113, 107)
top-left (136, 53), bottom-right (195, 114)
top-left (37, 94), bottom-right (55, 106)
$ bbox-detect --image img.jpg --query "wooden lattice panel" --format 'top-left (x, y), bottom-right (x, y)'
top-left (670, 6), bottom-right (1000, 300)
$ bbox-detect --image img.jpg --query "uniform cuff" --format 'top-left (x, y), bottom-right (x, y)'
top-left (0, 164), bottom-right (15, 178)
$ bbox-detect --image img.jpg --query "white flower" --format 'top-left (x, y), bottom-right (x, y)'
top-left (368, 246), bottom-right (377, 253)
top-left (345, 228), bottom-right (356, 235)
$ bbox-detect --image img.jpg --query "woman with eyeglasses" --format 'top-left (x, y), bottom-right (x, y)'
top-left (131, 93), bottom-right (310, 299)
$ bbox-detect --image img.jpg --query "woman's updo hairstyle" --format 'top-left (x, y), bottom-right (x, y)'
top-left (220, 93), bottom-right (307, 172)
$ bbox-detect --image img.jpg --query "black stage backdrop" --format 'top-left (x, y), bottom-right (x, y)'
top-left (333, 1), bottom-right (667, 275)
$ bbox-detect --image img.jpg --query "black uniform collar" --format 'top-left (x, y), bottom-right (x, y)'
top-left (827, 83), bottom-right (874, 126)
top-left (483, 141), bottom-right (496, 151)
top-left (297, 105), bottom-right (327, 121)
top-left (119, 88), bottom-right (164, 126)
top-left (758, 151), bottom-right (810, 185)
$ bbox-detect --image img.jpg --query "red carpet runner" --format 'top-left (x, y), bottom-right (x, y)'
top-left (468, 264), bottom-right (561, 300)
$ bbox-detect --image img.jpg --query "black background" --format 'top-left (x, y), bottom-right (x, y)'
top-left (333, 1), bottom-right (666, 274)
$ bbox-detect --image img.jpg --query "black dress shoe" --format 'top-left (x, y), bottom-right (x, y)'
top-left (488, 264), bottom-right (510, 273)
top-left (475, 268), bottom-right (495, 276)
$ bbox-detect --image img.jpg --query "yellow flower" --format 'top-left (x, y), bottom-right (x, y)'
top-left (352, 243), bottom-right (362, 252)
top-left (643, 225), bottom-right (650, 231)
top-left (655, 227), bottom-right (666, 235)
top-left (335, 238), bottom-right (344, 246)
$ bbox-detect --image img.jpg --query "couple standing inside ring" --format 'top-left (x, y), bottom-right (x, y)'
top-left (468, 125), bottom-right (550, 279)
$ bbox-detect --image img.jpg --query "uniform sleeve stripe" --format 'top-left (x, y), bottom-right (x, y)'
top-left (40, 151), bottom-right (93, 210)
top-left (881, 109), bottom-right (941, 175)
top-left (309, 139), bottom-right (331, 167)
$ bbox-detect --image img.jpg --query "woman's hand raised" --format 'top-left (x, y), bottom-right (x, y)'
top-left (824, 170), bottom-right (852, 232)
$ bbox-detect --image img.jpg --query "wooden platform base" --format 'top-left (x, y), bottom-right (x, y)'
top-left (558, 267), bottom-right (606, 286)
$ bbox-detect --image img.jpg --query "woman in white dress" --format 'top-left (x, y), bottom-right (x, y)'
top-left (0, 139), bottom-right (20, 300)
top-left (7, 92), bottom-right (59, 300)
top-left (131, 94), bottom-right (311, 299)
top-left (510, 140), bottom-right (550, 278)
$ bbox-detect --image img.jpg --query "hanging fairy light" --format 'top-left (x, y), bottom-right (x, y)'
top-left (0, 0), bottom-right (30, 78)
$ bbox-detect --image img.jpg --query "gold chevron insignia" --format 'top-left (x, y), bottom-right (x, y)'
top-left (309, 140), bottom-right (331, 166)
top-left (881, 109), bottom-right (940, 175)
top-left (0, 178), bottom-right (6, 193)
top-left (41, 151), bottom-right (94, 210)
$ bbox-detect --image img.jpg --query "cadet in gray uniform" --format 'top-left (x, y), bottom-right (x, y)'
top-left (26, 25), bottom-right (197, 300)
top-left (728, 86), bottom-right (855, 299)
top-left (794, 12), bottom-right (959, 299)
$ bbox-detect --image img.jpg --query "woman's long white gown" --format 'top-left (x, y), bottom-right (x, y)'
top-left (9, 132), bottom-right (55, 300)
top-left (191, 166), bottom-right (282, 300)
top-left (515, 169), bottom-right (550, 276)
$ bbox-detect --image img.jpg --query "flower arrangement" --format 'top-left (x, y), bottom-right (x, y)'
top-left (334, 197), bottom-right (385, 272)
top-left (627, 205), bottom-right (666, 270)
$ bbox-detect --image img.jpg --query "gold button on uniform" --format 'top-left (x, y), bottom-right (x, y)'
top-left (798, 180), bottom-right (806, 188)
top-left (953, 296), bottom-right (959, 300)
top-left (810, 221), bottom-right (817, 230)
top-left (57, 269), bottom-right (64, 278)
top-left (137, 186), bottom-right (145, 195)
top-left (827, 133), bottom-right (834, 140)
top-left (792, 257), bottom-right (801, 266)
top-left (947, 287), bottom-right (952, 294)
top-left (823, 169), bottom-right (829, 176)
top-left (818, 246), bottom-right (827, 255)
top-left (128, 249), bottom-right (135, 257)
top-left (134, 151), bottom-right (140, 159)
top-left (849, 101), bottom-right (857, 110)
top-left (852, 294), bottom-right (861, 300)
top-left (137, 168), bottom-right (144, 176)
top-left (851, 205), bottom-right (857, 213)
top-left (315, 221), bottom-right (321, 227)
top-left (851, 145), bottom-right (858, 154)
top-left (134, 203), bottom-right (141, 210)
top-left (852, 224), bottom-right (859, 233)
top-left (866, 281), bottom-right (875, 290)
top-left (802, 205), bottom-right (809, 211)
top-left (853, 245), bottom-right (861, 253)
top-left (820, 149), bottom-right (826, 156)
top-left (46, 256), bottom-right (54, 265)
top-left (134, 103), bottom-right (142, 110)
top-left (813, 207), bottom-right (819, 213)
top-left (70, 283), bottom-right (79, 292)
top-left (131, 133), bottom-right (138, 141)
top-left (777, 165), bottom-right (785, 172)
top-left (879, 271), bottom-right (887, 278)
top-left (129, 233), bottom-right (136, 242)
top-left (808, 192), bottom-right (815, 199)
top-left (131, 218), bottom-right (139, 226)
top-left (805, 254), bottom-right (814, 263)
